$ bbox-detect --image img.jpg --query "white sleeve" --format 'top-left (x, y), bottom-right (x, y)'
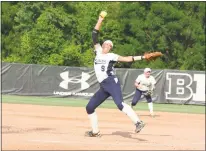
top-left (151, 76), bottom-right (156, 85)
top-left (135, 75), bottom-right (141, 83)
top-left (108, 53), bottom-right (119, 61)
top-left (94, 44), bottom-right (102, 54)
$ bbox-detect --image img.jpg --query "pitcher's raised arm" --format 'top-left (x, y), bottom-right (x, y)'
top-left (92, 12), bottom-right (106, 49)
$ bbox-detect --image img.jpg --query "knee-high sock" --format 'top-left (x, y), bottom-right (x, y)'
top-left (88, 112), bottom-right (99, 133)
top-left (122, 102), bottom-right (140, 124)
top-left (148, 102), bottom-right (153, 114)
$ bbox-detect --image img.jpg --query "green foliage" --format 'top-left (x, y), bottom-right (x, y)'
top-left (181, 43), bottom-right (205, 70)
top-left (48, 53), bottom-right (64, 65)
top-left (81, 49), bottom-right (94, 67)
top-left (1, 1), bottom-right (205, 71)
top-left (60, 43), bottom-right (82, 66)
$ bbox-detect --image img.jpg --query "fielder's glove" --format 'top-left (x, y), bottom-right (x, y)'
top-left (143, 90), bottom-right (153, 96)
top-left (144, 51), bottom-right (163, 61)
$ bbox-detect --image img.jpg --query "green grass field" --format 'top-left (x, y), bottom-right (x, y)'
top-left (2, 95), bottom-right (205, 114)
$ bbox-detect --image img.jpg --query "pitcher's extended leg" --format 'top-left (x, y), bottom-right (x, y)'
top-left (85, 87), bottom-right (109, 136)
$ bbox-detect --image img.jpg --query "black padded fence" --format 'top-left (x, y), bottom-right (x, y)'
top-left (1, 62), bottom-right (205, 105)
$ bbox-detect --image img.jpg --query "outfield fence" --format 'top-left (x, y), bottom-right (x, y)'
top-left (1, 62), bottom-right (205, 105)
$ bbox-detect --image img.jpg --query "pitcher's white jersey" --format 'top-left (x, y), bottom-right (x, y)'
top-left (136, 74), bottom-right (156, 91)
top-left (94, 44), bottom-right (119, 83)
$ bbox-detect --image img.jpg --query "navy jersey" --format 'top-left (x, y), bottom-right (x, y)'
top-left (94, 44), bottom-right (119, 83)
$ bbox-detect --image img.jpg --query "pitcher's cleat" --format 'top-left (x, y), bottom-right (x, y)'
top-left (135, 121), bottom-right (145, 133)
top-left (85, 131), bottom-right (101, 137)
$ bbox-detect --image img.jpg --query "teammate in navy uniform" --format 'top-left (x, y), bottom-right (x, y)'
top-left (85, 12), bottom-right (147, 137)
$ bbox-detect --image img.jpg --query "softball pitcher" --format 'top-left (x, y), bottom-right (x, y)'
top-left (85, 11), bottom-right (162, 137)
top-left (85, 11), bottom-right (146, 137)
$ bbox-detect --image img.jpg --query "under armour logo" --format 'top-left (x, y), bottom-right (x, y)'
top-left (59, 71), bottom-right (90, 90)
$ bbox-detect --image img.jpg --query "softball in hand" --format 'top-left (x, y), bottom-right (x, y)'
top-left (100, 11), bottom-right (107, 18)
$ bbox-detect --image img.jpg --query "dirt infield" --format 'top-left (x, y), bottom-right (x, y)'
top-left (2, 103), bottom-right (205, 150)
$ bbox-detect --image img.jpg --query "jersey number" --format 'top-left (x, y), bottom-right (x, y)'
top-left (101, 65), bottom-right (105, 72)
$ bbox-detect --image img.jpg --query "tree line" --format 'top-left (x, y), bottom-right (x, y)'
top-left (2, 1), bottom-right (205, 71)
